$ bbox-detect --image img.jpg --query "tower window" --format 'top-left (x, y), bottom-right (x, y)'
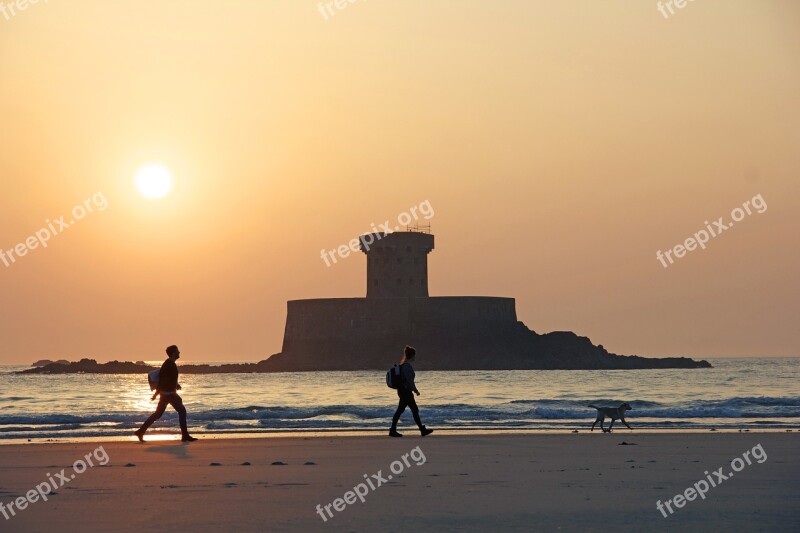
top-left (397, 278), bottom-right (402, 285)
top-left (373, 278), bottom-right (379, 286)
top-left (397, 257), bottom-right (402, 264)
top-left (406, 246), bottom-right (412, 252)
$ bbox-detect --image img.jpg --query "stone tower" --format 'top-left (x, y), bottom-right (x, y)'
top-left (267, 228), bottom-right (709, 371)
top-left (359, 230), bottom-right (435, 298)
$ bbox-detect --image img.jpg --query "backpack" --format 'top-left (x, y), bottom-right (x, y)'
top-left (148, 369), bottom-right (160, 391)
top-left (386, 364), bottom-right (403, 389)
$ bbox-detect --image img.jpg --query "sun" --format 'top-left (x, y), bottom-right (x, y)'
top-left (134, 164), bottom-right (174, 199)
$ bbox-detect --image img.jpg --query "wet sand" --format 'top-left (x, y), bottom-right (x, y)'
top-left (0, 433), bottom-right (797, 532)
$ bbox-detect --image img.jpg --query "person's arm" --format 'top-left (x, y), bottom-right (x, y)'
top-left (403, 364), bottom-right (420, 395)
top-left (152, 362), bottom-right (169, 400)
top-left (167, 362), bottom-right (178, 390)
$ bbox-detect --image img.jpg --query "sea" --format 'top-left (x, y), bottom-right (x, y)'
top-left (0, 358), bottom-right (797, 442)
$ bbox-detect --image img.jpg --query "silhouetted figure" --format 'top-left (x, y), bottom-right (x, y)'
top-left (390, 345), bottom-right (434, 437)
top-left (135, 345), bottom-right (197, 442)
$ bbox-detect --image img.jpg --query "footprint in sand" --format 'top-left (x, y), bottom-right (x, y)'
top-left (241, 462), bottom-right (251, 466)
top-left (272, 461), bottom-right (287, 466)
top-left (304, 462), bottom-right (316, 466)
top-left (125, 463), bottom-right (137, 467)
top-left (210, 463), bottom-right (222, 467)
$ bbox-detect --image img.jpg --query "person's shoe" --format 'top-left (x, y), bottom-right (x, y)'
top-left (420, 427), bottom-right (434, 437)
top-left (388, 430), bottom-right (403, 438)
top-left (182, 435), bottom-right (198, 442)
top-left (134, 430), bottom-right (145, 443)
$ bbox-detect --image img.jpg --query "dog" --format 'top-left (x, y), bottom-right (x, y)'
top-left (589, 403), bottom-right (632, 432)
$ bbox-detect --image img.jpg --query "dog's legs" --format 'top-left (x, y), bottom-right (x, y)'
top-left (599, 419), bottom-right (605, 432)
top-left (591, 418), bottom-right (600, 431)
top-left (607, 419), bottom-right (615, 432)
top-left (622, 418), bottom-right (632, 430)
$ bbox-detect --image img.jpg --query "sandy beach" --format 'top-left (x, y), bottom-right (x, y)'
top-left (0, 432), bottom-right (797, 532)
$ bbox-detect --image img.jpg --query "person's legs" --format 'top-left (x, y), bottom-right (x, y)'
top-left (406, 394), bottom-right (424, 430)
top-left (391, 392), bottom-right (410, 432)
top-left (138, 397), bottom-right (169, 434)
top-left (165, 394), bottom-right (190, 438)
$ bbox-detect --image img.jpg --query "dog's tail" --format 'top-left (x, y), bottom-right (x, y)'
top-left (587, 404), bottom-right (599, 409)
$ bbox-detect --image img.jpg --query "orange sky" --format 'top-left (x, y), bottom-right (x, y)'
top-left (1, 1), bottom-right (798, 364)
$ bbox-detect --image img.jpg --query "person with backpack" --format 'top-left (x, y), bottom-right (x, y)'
top-left (389, 345), bottom-right (433, 438)
top-left (135, 345), bottom-right (197, 443)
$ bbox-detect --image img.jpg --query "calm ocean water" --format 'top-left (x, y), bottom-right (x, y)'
top-left (0, 358), bottom-right (797, 441)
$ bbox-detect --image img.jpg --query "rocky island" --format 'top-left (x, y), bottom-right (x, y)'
top-left (21, 230), bottom-right (711, 374)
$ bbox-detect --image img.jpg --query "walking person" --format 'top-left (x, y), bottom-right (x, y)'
top-left (135, 345), bottom-right (197, 442)
top-left (390, 345), bottom-right (434, 438)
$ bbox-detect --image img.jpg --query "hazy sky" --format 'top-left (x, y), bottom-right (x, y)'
top-left (1, 1), bottom-right (798, 364)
